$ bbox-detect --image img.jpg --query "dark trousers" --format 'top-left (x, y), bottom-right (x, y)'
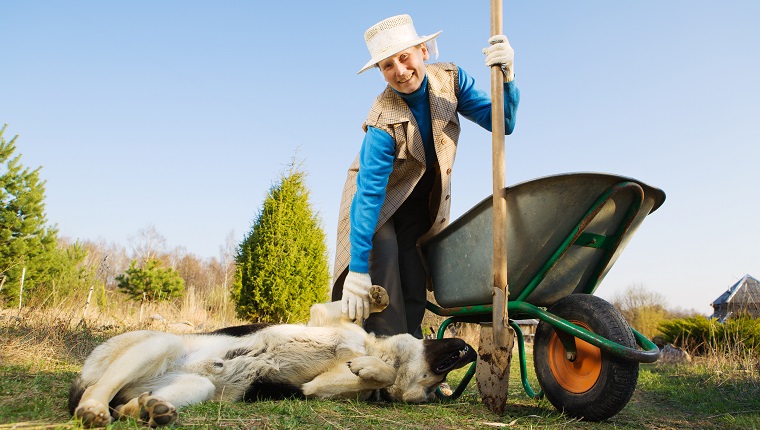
top-left (364, 170), bottom-right (434, 338)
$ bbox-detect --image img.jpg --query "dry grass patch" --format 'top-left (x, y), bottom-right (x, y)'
top-left (2, 304), bottom-right (759, 429)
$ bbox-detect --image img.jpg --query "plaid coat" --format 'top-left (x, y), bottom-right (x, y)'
top-left (333, 63), bottom-right (461, 291)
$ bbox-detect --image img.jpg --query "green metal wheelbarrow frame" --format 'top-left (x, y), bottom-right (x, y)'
top-left (420, 173), bottom-right (665, 400)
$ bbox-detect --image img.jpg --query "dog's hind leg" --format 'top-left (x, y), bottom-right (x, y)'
top-left (113, 392), bottom-right (178, 427)
top-left (309, 285), bottom-right (389, 327)
top-left (74, 332), bottom-right (184, 427)
top-left (113, 374), bottom-right (215, 427)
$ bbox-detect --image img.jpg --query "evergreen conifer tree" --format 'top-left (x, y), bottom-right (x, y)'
top-left (233, 162), bottom-right (330, 323)
top-left (116, 258), bottom-right (185, 302)
top-left (0, 125), bottom-right (61, 306)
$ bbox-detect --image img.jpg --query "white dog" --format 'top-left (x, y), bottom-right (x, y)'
top-left (68, 286), bottom-right (476, 427)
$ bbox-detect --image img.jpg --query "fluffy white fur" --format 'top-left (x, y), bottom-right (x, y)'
top-left (69, 287), bottom-right (475, 427)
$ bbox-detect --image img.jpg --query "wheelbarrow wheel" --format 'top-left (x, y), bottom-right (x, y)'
top-left (533, 293), bottom-right (638, 421)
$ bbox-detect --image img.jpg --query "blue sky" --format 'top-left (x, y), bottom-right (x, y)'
top-left (2, 1), bottom-right (758, 315)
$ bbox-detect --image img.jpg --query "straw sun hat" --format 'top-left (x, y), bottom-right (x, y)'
top-left (358, 14), bottom-right (442, 74)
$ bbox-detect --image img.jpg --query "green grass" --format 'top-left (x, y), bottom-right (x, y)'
top-left (1, 314), bottom-right (759, 429)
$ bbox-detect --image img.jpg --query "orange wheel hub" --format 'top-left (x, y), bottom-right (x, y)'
top-left (547, 321), bottom-right (602, 393)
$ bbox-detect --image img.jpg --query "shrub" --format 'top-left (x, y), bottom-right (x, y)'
top-left (232, 163), bottom-right (330, 323)
top-left (611, 284), bottom-right (669, 339)
top-left (659, 314), bottom-right (760, 355)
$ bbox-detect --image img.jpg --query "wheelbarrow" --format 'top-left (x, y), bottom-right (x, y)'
top-left (421, 171), bottom-right (666, 421)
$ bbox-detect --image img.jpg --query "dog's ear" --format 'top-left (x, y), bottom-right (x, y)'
top-left (422, 338), bottom-right (477, 375)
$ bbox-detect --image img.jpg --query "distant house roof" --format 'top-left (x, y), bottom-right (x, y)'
top-left (710, 274), bottom-right (760, 321)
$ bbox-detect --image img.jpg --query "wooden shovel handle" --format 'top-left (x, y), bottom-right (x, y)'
top-left (490, 0), bottom-right (510, 346)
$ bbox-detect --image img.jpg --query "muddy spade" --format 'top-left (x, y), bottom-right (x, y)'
top-left (475, 0), bottom-right (515, 415)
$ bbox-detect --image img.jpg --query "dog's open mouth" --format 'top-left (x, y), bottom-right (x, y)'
top-left (434, 345), bottom-right (476, 373)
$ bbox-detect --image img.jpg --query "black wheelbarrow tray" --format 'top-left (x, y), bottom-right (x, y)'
top-left (422, 172), bottom-right (666, 420)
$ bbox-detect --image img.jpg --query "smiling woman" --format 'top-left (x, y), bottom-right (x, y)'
top-left (332, 13), bottom-right (519, 340)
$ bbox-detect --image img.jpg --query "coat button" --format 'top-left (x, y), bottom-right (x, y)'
top-left (445, 195), bottom-right (450, 200)
top-left (446, 168), bottom-right (452, 174)
top-left (441, 218), bottom-right (446, 223)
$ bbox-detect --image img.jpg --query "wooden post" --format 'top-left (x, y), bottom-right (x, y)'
top-left (17, 267), bottom-right (26, 317)
top-left (82, 284), bottom-right (95, 320)
top-left (82, 255), bottom-right (108, 321)
top-left (139, 291), bottom-right (146, 323)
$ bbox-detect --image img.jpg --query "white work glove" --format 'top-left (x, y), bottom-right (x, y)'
top-left (483, 34), bottom-right (515, 82)
top-left (341, 271), bottom-right (373, 322)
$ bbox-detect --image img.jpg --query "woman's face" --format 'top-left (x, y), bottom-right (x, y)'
top-left (378, 44), bottom-right (429, 94)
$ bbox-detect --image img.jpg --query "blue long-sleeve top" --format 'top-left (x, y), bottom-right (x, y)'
top-left (349, 66), bottom-right (520, 273)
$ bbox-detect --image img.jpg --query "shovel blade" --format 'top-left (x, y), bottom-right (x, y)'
top-left (476, 323), bottom-right (514, 415)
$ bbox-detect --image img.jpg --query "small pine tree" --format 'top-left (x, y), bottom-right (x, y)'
top-left (116, 258), bottom-right (185, 302)
top-left (233, 162), bottom-right (330, 323)
top-left (43, 240), bottom-right (94, 305)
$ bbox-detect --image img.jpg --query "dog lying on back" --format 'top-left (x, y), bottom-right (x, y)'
top-left (68, 286), bottom-right (476, 427)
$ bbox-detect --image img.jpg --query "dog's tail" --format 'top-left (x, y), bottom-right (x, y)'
top-left (67, 376), bottom-right (87, 416)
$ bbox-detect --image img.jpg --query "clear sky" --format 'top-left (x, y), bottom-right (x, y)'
top-left (2, 1), bottom-right (758, 315)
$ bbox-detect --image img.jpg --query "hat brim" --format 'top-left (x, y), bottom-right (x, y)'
top-left (357, 31), bottom-right (442, 74)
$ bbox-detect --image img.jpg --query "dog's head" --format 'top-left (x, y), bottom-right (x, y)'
top-left (382, 336), bottom-right (476, 403)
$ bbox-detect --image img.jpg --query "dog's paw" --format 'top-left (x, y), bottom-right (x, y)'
top-left (137, 392), bottom-right (178, 427)
top-left (74, 399), bottom-right (112, 428)
top-left (438, 382), bottom-right (454, 396)
top-left (347, 356), bottom-right (396, 384)
top-left (369, 285), bottom-right (390, 311)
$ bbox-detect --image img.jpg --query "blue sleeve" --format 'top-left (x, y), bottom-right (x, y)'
top-left (349, 126), bottom-right (396, 273)
top-left (456, 66), bottom-right (520, 134)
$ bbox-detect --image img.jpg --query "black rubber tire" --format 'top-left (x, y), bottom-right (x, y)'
top-left (533, 294), bottom-right (639, 421)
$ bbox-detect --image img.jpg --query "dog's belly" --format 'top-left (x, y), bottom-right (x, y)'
top-left (230, 325), bottom-right (367, 384)
top-left (174, 335), bottom-right (241, 375)
top-left (157, 325), bottom-right (369, 401)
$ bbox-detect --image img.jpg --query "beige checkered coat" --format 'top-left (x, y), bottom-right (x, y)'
top-left (332, 63), bottom-right (462, 291)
